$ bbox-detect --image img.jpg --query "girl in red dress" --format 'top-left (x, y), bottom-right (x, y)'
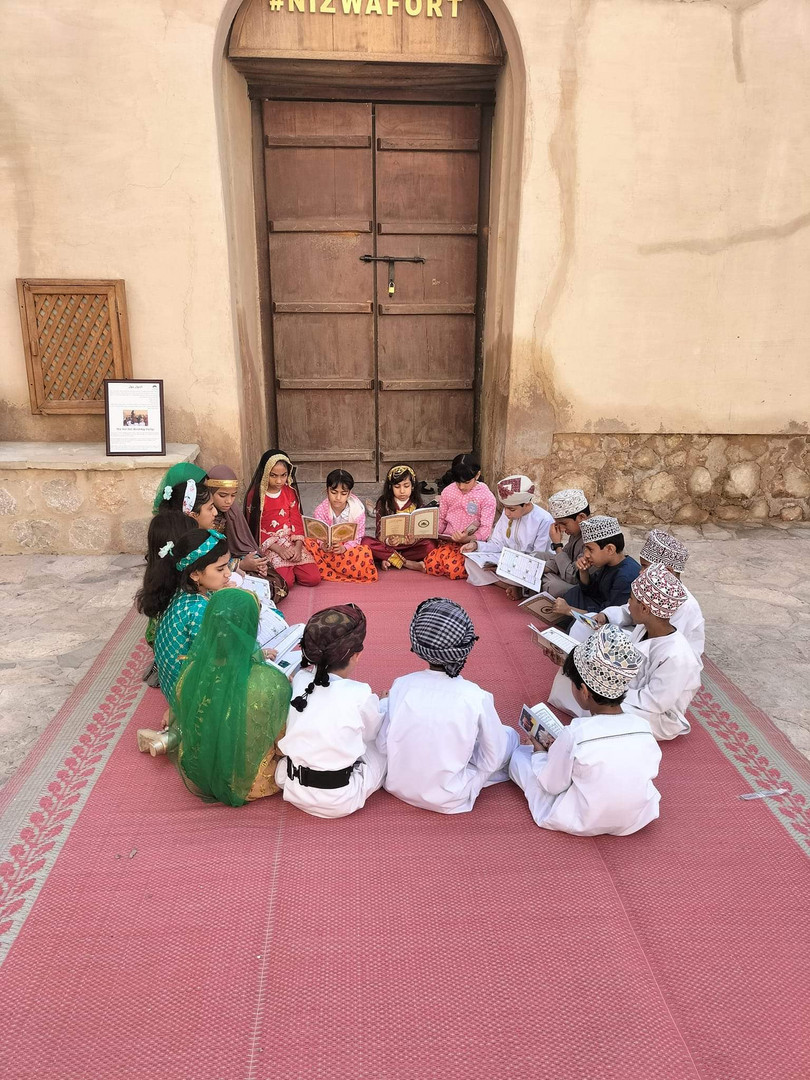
top-left (244, 450), bottom-right (320, 590)
top-left (364, 464), bottom-right (437, 572)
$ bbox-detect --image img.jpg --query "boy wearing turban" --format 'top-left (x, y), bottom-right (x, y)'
top-left (276, 605), bottom-right (387, 818)
top-left (509, 625), bottom-right (662, 836)
top-left (379, 598), bottom-right (519, 814)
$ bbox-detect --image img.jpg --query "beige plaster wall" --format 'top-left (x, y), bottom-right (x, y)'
top-left (497, 0), bottom-right (810, 466)
top-left (0, 0), bottom-right (245, 471)
top-left (1, 0), bottom-right (809, 494)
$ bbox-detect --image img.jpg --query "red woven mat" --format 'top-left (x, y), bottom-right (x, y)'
top-left (2, 576), bottom-right (809, 1080)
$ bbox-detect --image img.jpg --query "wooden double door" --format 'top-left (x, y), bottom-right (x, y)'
top-left (262, 100), bottom-right (485, 483)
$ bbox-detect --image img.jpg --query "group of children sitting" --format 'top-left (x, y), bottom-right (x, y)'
top-left (133, 450), bottom-right (705, 838)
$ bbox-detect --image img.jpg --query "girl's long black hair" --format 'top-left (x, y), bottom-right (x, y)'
top-left (437, 453), bottom-right (482, 493)
top-left (375, 465), bottom-right (423, 518)
top-left (135, 529), bottom-right (229, 619)
top-left (244, 448), bottom-right (301, 542)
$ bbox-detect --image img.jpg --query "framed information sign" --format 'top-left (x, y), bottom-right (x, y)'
top-left (104, 380), bottom-right (166, 456)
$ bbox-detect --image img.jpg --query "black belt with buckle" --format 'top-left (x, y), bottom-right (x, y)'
top-left (286, 757), bottom-right (360, 790)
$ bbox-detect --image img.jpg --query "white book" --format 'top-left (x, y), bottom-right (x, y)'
top-left (463, 549), bottom-right (499, 569)
top-left (518, 701), bottom-right (566, 748)
top-left (238, 574), bottom-right (274, 606)
top-left (496, 549), bottom-right (545, 591)
top-left (528, 623), bottom-right (577, 665)
top-left (264, 622), bottom-right (305, 678)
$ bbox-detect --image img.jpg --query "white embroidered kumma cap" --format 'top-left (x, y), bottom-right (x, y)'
top-left (573, 624), bottom-right (644, 699)
top-left (640, 529), bottom-right (689, 573)
top-left (547, 488), bottom-right (589, 519)
top-left (631, 563), bottom-right (687, 619)
top-left (496, 474), bottom-right (536, 507)
top-left (579, 515), bottom-right (622, 544)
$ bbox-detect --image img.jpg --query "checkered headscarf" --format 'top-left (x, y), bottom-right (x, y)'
top-left (409, 598), bottom-right (478, 678)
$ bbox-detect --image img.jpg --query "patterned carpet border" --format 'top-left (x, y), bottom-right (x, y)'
top-left (0, 610), bottom-right (149, 964)
top-left (695, 657), bottom-right (810, 857)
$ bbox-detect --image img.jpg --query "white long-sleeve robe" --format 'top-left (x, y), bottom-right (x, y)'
top-left (276, 672), bottom-right (386, 818)
top-left (600, 586), bottom-right (705, 663)
top-left (548, 625), bottom-right (702, 741)
top-left (379, 669), bottom-right (519, 814)
top-left (464, 505), bottom-right (553, 587)
top-left (508, 712), bottom-right (661, 836)
top-left (623, 627), bottom-right (702, 741)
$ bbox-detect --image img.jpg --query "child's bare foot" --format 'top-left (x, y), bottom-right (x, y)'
top-left (505, 585), bottom-right (521, 601)
top-left (403, 559), bottom-right (426, 573)
top-left (381, 559), bottom-right (392, 570)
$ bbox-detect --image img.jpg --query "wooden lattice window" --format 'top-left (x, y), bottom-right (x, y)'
top-left (17, 279), bottom-right (132, 415)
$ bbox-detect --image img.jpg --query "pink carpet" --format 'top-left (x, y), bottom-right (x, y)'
top-left (2, 575), bottom-right (810, 1080)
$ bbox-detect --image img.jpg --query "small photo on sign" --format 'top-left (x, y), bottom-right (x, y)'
top-left (122, 409), bottom-right (149, 427)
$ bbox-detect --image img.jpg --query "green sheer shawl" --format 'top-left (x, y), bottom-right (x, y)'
top-left (152, 462), bottom-right (207, 513)
top-left (169, 589), bottom-right (291, 807)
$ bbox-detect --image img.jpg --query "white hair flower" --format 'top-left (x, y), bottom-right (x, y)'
top-left (162, 485), bottom-right (173, 502)
top-left (158, 541), bottom-right (175, 559)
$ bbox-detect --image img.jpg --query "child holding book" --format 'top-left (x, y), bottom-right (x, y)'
top-left (243, 450), bottom-right (320, 589)
top-left (421, 454), bottom-right (496, 579)
top-left (550, 515), bottom-right (640, 619)
top-left (379, 598), bottom-right (519, 814)
top-left (509, 624), bottom-right (661, 835)
top-left (139, 529), bottom-right (232, 701)
top-left (548, 564), bottom-right (701, 739)
top-left (575, 530), bottom-right (705, 662)
top-left (302, 469), bottom-right (378, 583)
top-left (140, 589), bottom-right (292, 806)
top-left (620, 563), bottom-right (701, 740)
top-left (364, 464), bottom-right (437, 571)
top-left (461, 474), bottom-right (553, 596)
top-left (275, 604), bottom-right (386, 819)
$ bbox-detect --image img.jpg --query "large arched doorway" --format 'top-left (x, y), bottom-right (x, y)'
top-left (226, 0), bottom-right (509, 484)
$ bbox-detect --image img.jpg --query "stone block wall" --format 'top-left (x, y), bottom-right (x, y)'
top-left (534, 434), bottom-right (810, 524)
top-left (0, 469), bottom-right (161, 555)
top-left (0, 443), bottom-right (201, 555)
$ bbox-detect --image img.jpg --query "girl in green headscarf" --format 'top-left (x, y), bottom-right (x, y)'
top-left (167, 588), bottom-right (292, 807)
top-left (152, 462), bottom-right (207, 514)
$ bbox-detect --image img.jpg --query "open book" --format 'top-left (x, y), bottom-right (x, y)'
top-left (380, 506), bottom-right (438, 543)
top-left (529, 623), bottom-right (578, 666)
top-left (303, 517), bottom-right (358, 547)
top-left (463, 549), bottom-right (499, 569)
top-left (518, 701), bottom-right (566, 749)
top-left (495, 549), bottom-right (545, 591)
top-left (263, 622), bottom-right (305, 678)
top-left (520, 591), bottom-right (600, 631)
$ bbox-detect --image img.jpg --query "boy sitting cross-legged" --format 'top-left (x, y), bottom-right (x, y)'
top-left (509, 624), bottom-right (662, 836)
top-left (461, 474), bottom-right (553, 599)
top-left (550, 515), bottom-right (640, 622)
top-left (536, 488), bottom-right (592, 598)
top-left (379, 598), bottom-right (519, 814)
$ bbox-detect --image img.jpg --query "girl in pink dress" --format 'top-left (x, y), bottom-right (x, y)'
top-left (423, 455), bottom-right (496, 580)
top-left (303, 470), bottom-right (378, 583)
top-left (244, 450), bottom-right (320, 590)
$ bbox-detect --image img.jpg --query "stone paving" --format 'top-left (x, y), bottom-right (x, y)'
top-left (1, 522), bottom-right (809, 788)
